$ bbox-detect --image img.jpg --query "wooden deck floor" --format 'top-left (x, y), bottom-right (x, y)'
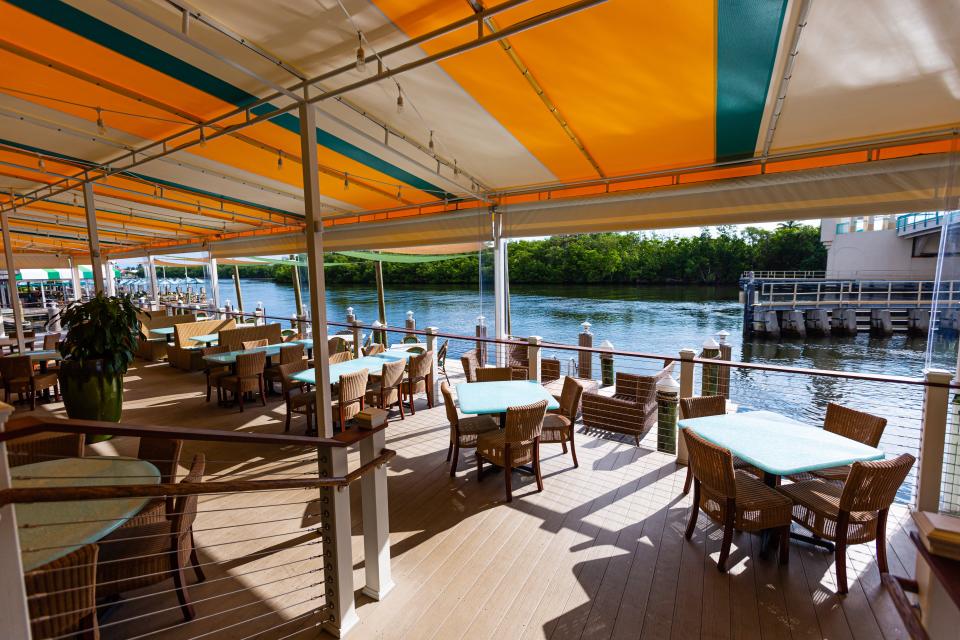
top-left (19, 359), bottom-right (918, 640)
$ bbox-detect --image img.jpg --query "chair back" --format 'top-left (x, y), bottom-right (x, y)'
top-left (279, 343), bottom-right (304, 365)
top-left (679, 395), bottom-right (726, 419)
top-left (278, 360), bottom-right (308, 384)
top-left (542, 358), bottom-right (561, 383)
top-left (5, 355), bottom-right (34, 380)
top-left (460, 349), bottom-right (480, 382)
top-left (507, 343), bottom-right (528, 368)
top-left (406, 346), bottom-right (426, 355)
top-left (476, 367), bottom-right (512, 382)
top-left (24, 543), bottom-right (99, 640)
top-left (171, 454), bottom-right (206, 541)
top-left (402, 335), bottom-right (420, 344)
top-left (408, 350), bottom-right (433, 380)
top-left (329, 351), bottom-right (353, 364)
top-left (202, 344), bottom-right (230, 359)
top-left (242, 339), bottom-right (269, 350)
top-left (42, 333), bottom-right (61, 350)
top-left (219, 323), bottom-right (282, 350)
top-left (511, 366), bottom-right (529, 380)
top-left (839, 453), bottom-right (915, 513)
top-left (235, 350), bottom-right (267, 377)
top-left (338, 369), bottom-right (369, 403)
top-left (136, 438), bottom-right (183, 485)
top-left (505, 399), bottom-right (548, 444)
top-left (364, 343), bottom-right (385, 356)
top-left (558, 376), bottom-right (584, 419)
top-left (437, 340), bottom-right (448, 367)
top-left (682, 428), bottom-right (737, 499)
top-left (380, 358), bottom-right (406, 388)
top-left (328, 336), bottom-right (349, 354)
top-left (824, 403), bottom-right (887, 447)
top-left (440, 382), bottom-right (459, 427)
top-left (8, 433), bottom-right (84, 467)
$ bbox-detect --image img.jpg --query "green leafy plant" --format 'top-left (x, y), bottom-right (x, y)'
top-left (58, 293), bottom-right (145, 375)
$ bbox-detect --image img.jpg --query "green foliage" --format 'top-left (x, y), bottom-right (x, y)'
top-left (58, 293), bottom-right (143, 375)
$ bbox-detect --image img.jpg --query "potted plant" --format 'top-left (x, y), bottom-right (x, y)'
top-left (57, 293), bottom-right (143, 422)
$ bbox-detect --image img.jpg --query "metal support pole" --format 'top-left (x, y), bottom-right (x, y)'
top-left (677, 348), bottom-right (697, 466)
top-left (374, 260), bottom-right (387, 329)
top-left (0, 402), bottom-right (31, 639)
top-left (207, 254), bottom-right (221, 310)
top-left (300, 97), bottom-right (353, 635)
top-left (69, 257), bottom-right (81, 302)
top-left (147, 255), bottom-right (159, 304)
top-left (425, 327), bottom-right (440, 399)
top-left (527, 335), bottom-right (542, 382)
top-left (232, 265), bottom-right (244, 313)
top-left (493, 211), bottom-right (507, 365)
top-left (917, 368), bottom-right (953, 512)
top-left (351, 320), bottom-right (362, 359)
top-left (360, 429), bottom-right (393, 600)
top-left (105, 260), bottom-right (116, 297)
top-left (0, 207), bottom-right (25, 353)
top-left (82, 182), bottom-right (105, 295)
top-left (292, 257), bottom-right (304, 317)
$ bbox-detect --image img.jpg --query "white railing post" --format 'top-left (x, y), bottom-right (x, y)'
top-left (360, 430), bottom-right (393, 601)
top-left (317, 445), bottom-right (359, 636)
top-left (917, 369), bottom-right (953, 512)
top-left (351, 320), bottom-right (363, 358)
top-left (425, 327), bottom-right (439, 399)
top-left (676, 348), bottom-right (696, 466)
top-left (527, 335), bottom-right (542, 382)
top-left (0, 401), bottom-right (32, 639)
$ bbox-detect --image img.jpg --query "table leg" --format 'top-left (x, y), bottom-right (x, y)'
top-left (760, 473), bottom-right (835, 553)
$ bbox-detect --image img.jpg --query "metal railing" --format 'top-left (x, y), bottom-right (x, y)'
top-left (754, 279), bottom-right (960, 308)
top-left (741, 270), bottom-right (826, 280)
top-left (896, 211), bottom-right (957, 235)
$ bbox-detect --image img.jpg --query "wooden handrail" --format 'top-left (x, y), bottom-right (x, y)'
top-left (0, 416), bottom-right (386, 447)
top-left (0, 449), bottom-right (396, 506)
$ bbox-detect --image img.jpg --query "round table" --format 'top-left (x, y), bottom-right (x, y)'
top-left (12, 457), bottom-right (161, 572)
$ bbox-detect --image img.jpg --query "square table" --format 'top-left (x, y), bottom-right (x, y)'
top-left (149, 326), bottom-right (176, 343)
top-left (456, 380), bottom-right (560, 424)
top-left (189, 333), bottom-right (220, 346)
top-left (202, 342), bottom-right (299, 368)
top-left (679, 409), bottom-right (885, 550)
top-left (292, 351), bottom-right (413, 386)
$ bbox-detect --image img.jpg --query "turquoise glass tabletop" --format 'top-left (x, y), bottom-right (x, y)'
top-left (456, 380), bottom-right (560, 415)
top-left (5, 350), bottom-right (62, 361)
top-left (13, 457), bottom-right (160, 572)
top-left (189, 333), bottom-right (220, 344)
top-left (292, 352), bottom-right (413, 385)
top-left (149, 327), bottom-right (175, 336)
top-left (202, 342), bottom-right (299, 365)
top-left (679, 410), bottom-right (885, 476)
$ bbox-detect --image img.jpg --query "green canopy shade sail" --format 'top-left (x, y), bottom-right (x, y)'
top-left (15, 267), bottom-right (121, 281)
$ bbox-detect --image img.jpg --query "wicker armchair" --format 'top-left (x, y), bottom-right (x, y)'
top-left (25, 543), bottom-right (99, 640)
top-left (0, 354), bottom-right (59, 409)
top-left (437, 339), bottom-right (450, 383)
top-left (581, 364), bottom-right (674, 446)
top-left (679, 396), bottom-right (761, 494)
top-left (366, 357), bottom-right (406, 419)
top-left (441, 382), bottom-right (498, 476)
top-left (219, 351), bottom-right (267, 411)
top-left (401, 350), bottom-right (434, 414)
top-left (329, 351), bottom-right (353, 365)
top-left (201, 345), bottom-right (231, 402)
top-left (541, 357), bottom-right (561, 383)
top-left (364, 343), bottom-right (385, 356)
top-left (279, 361), bottom-right (315, 433)
top-left (7, 433), bottom-right (84, 467)
top-left (778, 453), bottom-right (914, 594)
top-left (541, 376), bottom-right (584, 468)
top-left (97, 454), bottom-right (207, 620)
top-left (333, 368), bottom-right (368, 429)
top-left (401, 335), bottom-right (420, 344)
top-left (800, 403), bottom-right (888, 484)
top-left (460, 349), bottom-right (480, 382)
top-left (265, 343), bottom-right (305, 392)
top-left (328, 336), bottom-right (349, 354)
top-left (475, 367), bottom-right (512, 382)
top-left (242, 338), bottom-right (269, 350)
top-left (682, 429), bottom-right (792, 571)
top-left (477, 399), bottom-right (549, 502)
top-left (42, 332), bottom-right (61, 350)
top-left (134, 437), bottom-right (184, 523)
top-left (507, 343), bottom-right (528, 369)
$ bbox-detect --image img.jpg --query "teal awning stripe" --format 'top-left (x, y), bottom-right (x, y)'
top-left (11, 0), bottom-right (455, 201)
top-left (716, 0), bottom-right (788, 161)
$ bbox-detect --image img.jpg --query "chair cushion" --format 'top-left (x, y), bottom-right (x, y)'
top-left (777, 479), bottom-right (878, 543)
top-left (459, 415), bottom-right (498, 436)
top-left (540, 414), bottom-right (572, 443)
top-left (810, 465), bottom-right (850, 482)
top-left (477, 430), bottom-right (534, 467)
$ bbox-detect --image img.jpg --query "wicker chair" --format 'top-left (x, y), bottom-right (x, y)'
top-left (25, 543), bottom-right (99, 640)
top-left (541, 376), bottom-right (584, 468)
top-left (201, 344), bottom-right (231, 402)
top-left (329, 351), bottom-right (353, 365)
top-left (241, 338), bottom-right (269, 350)
top-left (441, 382), bottom-right (498, 476)
top-left (682, 429), bottom-right (793, 571)
top-left (279, 361), bottom-right (315, 433)
top-left (328, 336), bottom-right (349, 354)
top-left (801, 403), bottom-right (888, 484)
top-left (477, 399), bottom-right (549, 502)
top-left (437, 339), bottom-right (450, 383)
top-left (97, 454), bottom-right (207, 620)
top-left (363, 343), bottom-right (385, 356)
top-left (42, 333), bottom-right (61, 350)
top-left (264, 343), bottom-right (305, 393)
top-left (366, 357), bottom-right (406, 419)
top-left (475, 367), bottom-right (512, 382)
top-left (507, 343), bottom-right (529, 369)
top-left (219, 351), bottom-right (267, 411)
top-left (333, 368), bottom-right (368, 429)
top-left (402, 335), bottom-right (420, 344)
top-left (581, 364), bottom-right (674, 446)
top-left (0, 354), bottom-right (59, 410)
top-left (401, 350), bottom-right (434, 415)
top-left (7, 433), bottom-right (84, 467)
top-left (778, 453), bottom-right (914, 594)
top-left (679, 396), bottom-right (761, 494)
top-left (460, 349), bottom-right (480, 382)
top-left (541, 358), bottom-right (561, 384)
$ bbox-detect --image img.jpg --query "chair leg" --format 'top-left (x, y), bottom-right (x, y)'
top-left (533, 438), bottom-right (544, 492)
top-left (409, 385), bottom-right (416, 415)
top-left (778, 525), bottom-right (790, 565)
top-left (77, 612), bottom-right (98, 640)
top-left (561, 441), bottom-right (568, 454)
top-left (29, 386), bottom-right (36, 411)
top-left (835, 511), bottom-right (850, 594)
top-left (569, 430), bottom-right (579, 468)
top-left (237, 387), bottom-right (244, 412)
top-left (446, 441), bottom-right (453, 461)
top-left (398, 388), bottom-right (405, 419)
top-left (190, 530), bottom-right (206, 582)
top-left (171, 552), bottom-right (196, 621)
top-left (426, 375), bottom-right (434, 408)
top-left (259, 375), bottom-right (266, 406)
top-left (876, 508), bottom-right (889, 574)
top-left (717, 498), bottom-right (735, 572)
top-left (685, 481), bottom-right (700, 539)
top-left (504, 443), bottom-right (513, 502)
top-left (284, 401), bottom-right (292, 433)
top-left (476, 453), bottom-right (483, 480)
top-left (450, 443), bottom-right (460, 477)
top-left (634, 434), bottom-right (640, 447)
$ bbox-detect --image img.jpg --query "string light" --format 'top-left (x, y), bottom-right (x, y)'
top-left (343, 173), bottom-right (349, 190)
top-left (199, 127), bottom-right (207, 147)
top-left (355, 31), bottom-right (366, 73)
top-left (396, 88), bottom-right (404, 114)
top-left (277, 151), bottom-right (283, 170)
top-left (454, 159), bottom-right (459, 176)
top-left (37, 154), bottom-right (45, 172)
top-left (428, 130), bottom-right (434, 151)
top-left (95, 107), bottom-right (106, 134)
top-left (396, 185), bottom-right (401, 199)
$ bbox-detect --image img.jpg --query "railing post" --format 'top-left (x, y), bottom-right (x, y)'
top-left (317, 444), bottom-right (359, 636)
top-left (0, 401), bottom-right (31, 639)
top-left (578, 321), bottom-right (593, 380)
top-left (657, 374), bottom-right (680, 454)
top-left (346, 307), bottom-right (355, 324)
top-left (701, 337), bottom-right (719, 396)
top-left (475, 315), bottom-right (487, 367)
top-left (677, 348), bottom-right (696, 466)
top-left (917, 369), bottom-right (953, 512)
top-left (425, 327), bottom-right (440, 399)
top-left (405, 310), bottom-right (416, 338)
top-left (527, 335), bottom-right (542, 383)
top-left (351, 320), bottom-right (363, 358)
top-left (360, 430), bottom-right (394, 601)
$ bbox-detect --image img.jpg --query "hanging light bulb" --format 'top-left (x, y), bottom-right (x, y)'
top-left (95, 107), bottom-right (106, 134)
top-left (199, 127), bottom-right (207, 147)
top-left (396, 88), bottom-right (404, 114)
top-left (37, 154), bottom-right (45, 172)
top-left (343, 173), bottom-right (349, 190)
top-left (355, 31), bottom-right (366, 73)
top-left (277, 151), bottom-right (283, 170)
top-left (428, 130), bottom-right (434, 151)
top-left (454, 159), bottom-right (459, 176)
top-left (396, 185), bottom-right (402, 199)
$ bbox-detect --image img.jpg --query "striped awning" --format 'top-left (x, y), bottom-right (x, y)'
top-left (15, 266), bottom-right (120, 280)
top-left (0, 0), bottom-right (956, 257)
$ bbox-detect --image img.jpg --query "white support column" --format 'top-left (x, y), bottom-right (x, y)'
top-left (917, 368), bottom-right (953, 512)
top-left (0, 401), bottom-right (32, 638)
top-left (105, 259), bottom-right (116, 297)
top-left (676, 348), bottom-right (697, 466)
top-left (360, 429), bottom-right (393, 601)
top-left (147, 255), bottom-right (159, 305)
top-left (207, 254), bottom-right (220, 310)
top-left (317, 446), bottom-right (358, 636)
top-left (0, 207), bottom-right (26, 353)
top-left (82, 182), bottom-right (105, 295)
top-left (492, 210), bottom-right (508, 365)
top-left (425, 327), bottom-right (439, 399)
top-left (527, 335), bottom-right (542, 382)
top-left (68, 256), bottom-right (81, 302)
